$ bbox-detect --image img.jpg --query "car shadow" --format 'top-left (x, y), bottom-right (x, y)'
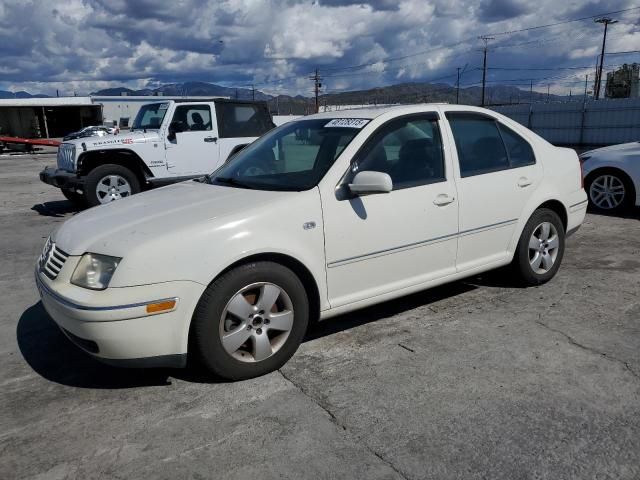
top-left (31, 200), bottom-right (81, 218)
top-left (586, 206), bottom-right (640, 221)
top-left (18, 280), bottom-right (486, 388)
top-left (17, 303), bottom-right (174, 388)
top-left (305, 281), bottom-right (477, 340)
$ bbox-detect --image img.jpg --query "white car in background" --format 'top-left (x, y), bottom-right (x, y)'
top-left (35, 105), bottom-right (587, 380)
top-left (580, 141), bottom-right (640, 212)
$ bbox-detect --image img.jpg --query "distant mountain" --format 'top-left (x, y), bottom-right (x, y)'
top-left (0, 90), bottom-right (50, 99)
top-left (4, 80), bottom-right (576, 114)
top-left (91, 81), bottom-right (272, 101)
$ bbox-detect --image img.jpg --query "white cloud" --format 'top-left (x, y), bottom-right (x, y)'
top-left (0, 0), bottom-right (638, 96)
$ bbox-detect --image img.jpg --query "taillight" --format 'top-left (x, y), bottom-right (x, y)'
top-left (579, 161), bottom-right (584, 189)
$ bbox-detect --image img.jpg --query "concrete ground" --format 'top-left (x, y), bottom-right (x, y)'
top-left (1, 152), bottom-right (639, 480)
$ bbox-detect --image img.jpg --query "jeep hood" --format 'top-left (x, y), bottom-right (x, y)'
top-left (63, 131), bottom-right (160, 149)
top-left (53, 181), bottom-right (294, 257)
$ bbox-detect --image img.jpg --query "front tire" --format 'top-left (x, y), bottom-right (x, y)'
top-left (512, 208), bottom-right (565, 286)
top-left (84, 164), bottom-right (140, 207)
top-left (192, 261), bottom-right (309, 380)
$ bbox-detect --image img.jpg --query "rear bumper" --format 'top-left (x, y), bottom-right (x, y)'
top-left (566, 192), bottom-right (588, 235)
top-left (35, 269), bottom-right (205, 368)
top-left (39, 166), bottom-right (84, 189)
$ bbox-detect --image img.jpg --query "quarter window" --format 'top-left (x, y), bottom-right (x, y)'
top-left (497, 123), bottom-right (536, 167)
top-left (351, 115), bottom-right (445, 190)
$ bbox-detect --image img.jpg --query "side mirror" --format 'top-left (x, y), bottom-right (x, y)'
top-left (167, 121), bottom-right (185, 141)
top-left (348, 171), bottom-right (393, 195)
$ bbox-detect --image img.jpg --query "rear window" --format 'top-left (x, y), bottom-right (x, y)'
top-left (215, 102), bottom-right (274, 138)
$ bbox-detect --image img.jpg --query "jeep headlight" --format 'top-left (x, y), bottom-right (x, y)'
top-left (71, 253), bottom-right (121, 290)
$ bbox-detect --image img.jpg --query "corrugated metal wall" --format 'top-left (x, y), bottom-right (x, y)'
top-left (490, 97), bottom-right (640, 146)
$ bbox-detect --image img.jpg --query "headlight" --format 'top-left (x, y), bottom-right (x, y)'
top-left (71, 253), bottom-right (121, 290)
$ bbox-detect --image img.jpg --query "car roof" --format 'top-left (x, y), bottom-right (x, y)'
top-left (306, 104), bottom-right (492, 120)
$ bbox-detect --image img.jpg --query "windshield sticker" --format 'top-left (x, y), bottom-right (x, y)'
top-left (324, 118), bottom-right (370, 129)
top-left (158, 103), bottom-right (169, 110)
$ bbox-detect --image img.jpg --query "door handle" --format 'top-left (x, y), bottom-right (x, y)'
top-left (518, 177), bottom-right (532, 188)
top-left (433, 194), bottom-right (455, 206)
top-left (204, 136), bottom-right (218, 143)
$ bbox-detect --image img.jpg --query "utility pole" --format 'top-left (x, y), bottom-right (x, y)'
top-left (310, 69), bottom-right (322, 113)
top-left (584, 74), bottom-right (589, 99)
top-left (251, 84), bottom-right (255, 101)
top-left (456, 67), bottom-right (461, 104)
top-left (479, 36), bottom-right (493, 107)
top-left (530, 80), bottom-right (533, 103)
top-left (594, 17), bottom-right (617, 100)
top-left (547, 84), bottom-right (550, 101)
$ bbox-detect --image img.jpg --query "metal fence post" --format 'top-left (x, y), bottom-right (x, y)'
top-left (579, 99), bottom-right (587, 147)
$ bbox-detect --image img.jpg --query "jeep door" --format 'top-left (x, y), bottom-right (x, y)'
top-left (164, 103), bottom-right (220, 176)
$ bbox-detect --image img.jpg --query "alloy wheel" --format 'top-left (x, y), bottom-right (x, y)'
top-left (589, 174), bottom-right (625, 210)
top-left (219, 282), bottom-right (294, 363)
top-left (528, 222), bottom-right (560, 274)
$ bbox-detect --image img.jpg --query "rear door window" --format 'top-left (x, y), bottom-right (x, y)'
top-left (446, 113), bottom-right (509, 177)
top-left (215, 102), bottom-right (274, 138)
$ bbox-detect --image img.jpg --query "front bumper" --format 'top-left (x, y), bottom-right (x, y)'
top-left (39, 166), bottom-right (84, 190)
top-left (35, 268), bottom-right (206, 368)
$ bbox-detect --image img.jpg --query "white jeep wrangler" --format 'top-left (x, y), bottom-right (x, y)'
top-left (40, 99), bottom-right (274, 206)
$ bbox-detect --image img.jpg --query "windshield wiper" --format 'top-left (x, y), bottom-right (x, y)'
top-left (213, 176), bottom-right (256, 189)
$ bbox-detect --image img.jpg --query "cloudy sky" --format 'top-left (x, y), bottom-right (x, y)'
top-left (0, 0), bottom-right (639, 96)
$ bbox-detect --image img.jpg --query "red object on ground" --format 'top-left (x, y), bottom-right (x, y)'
top-left (0, 136), bottom-right (61, 147)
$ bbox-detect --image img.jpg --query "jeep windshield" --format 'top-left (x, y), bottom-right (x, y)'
top-left (131, 103), bottom-right (169, 131)
top-left (209, 119), bottom-right (364, 191)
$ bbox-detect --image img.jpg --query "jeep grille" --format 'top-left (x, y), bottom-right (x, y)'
top-left (57, 144), bottom-right (76, 172)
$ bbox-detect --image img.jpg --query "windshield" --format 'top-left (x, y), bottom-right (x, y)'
top-left (209, 119), bottom-right (364, 191)
top-left (131, 103), bottom-right (169, 131)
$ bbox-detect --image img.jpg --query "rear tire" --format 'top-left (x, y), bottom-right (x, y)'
top-left (512, 208), bottom-right (565, 286)
top-left (84, 164), bottom-right (140, 207)
top-left (192, 261), bottom-right (309, 381)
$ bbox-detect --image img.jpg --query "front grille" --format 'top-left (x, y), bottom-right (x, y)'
top-left (56, 143), bottom-right (76, 172)
top-left (39, 238), bottom-right (69, 280)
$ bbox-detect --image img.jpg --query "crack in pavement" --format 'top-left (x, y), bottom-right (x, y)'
top-left (535, 318), bottom-right (640, 381)
top-left (278, 369), bottom-right (411, 480)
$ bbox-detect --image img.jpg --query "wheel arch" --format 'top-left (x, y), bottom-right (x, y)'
top-left (78, 149), bottom-right (153, 186)
top-left (536, 199), bottom-right (568, 232)
top-left (213, 252), bottom-right (321, 324)
top-left (186, 252), bottom-right (322, 358)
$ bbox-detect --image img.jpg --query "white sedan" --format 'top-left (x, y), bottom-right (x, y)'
top-left (36, 105), bottom-right (587, 380)
top-left (580, 142), bottom-right (640, 212)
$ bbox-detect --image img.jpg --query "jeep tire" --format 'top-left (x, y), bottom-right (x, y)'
top-left (84, 164), bottom-right (140, 207)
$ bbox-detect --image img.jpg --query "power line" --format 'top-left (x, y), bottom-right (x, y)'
top-left (486, 6), bottom-right (640, 37)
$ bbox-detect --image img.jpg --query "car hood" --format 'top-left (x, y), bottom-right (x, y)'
top-left (53, 181), bottom-right (292, 256)
top-left (582, 141), bottom-right (640, 158)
